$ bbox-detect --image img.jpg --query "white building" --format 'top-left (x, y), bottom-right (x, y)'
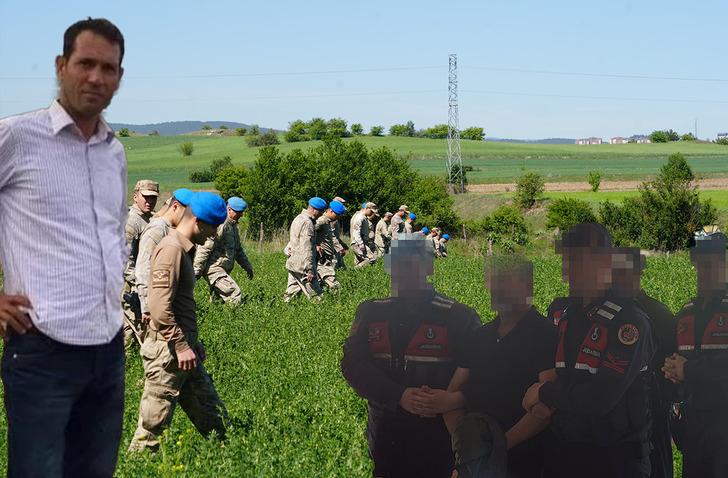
top-left (575, 137), bottom-right (603, 145)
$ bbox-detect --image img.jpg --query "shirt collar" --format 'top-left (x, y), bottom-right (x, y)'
top-left (48, 100), bottom-right (114, 143)
top-left (170, 228), bottom-right (195, 253)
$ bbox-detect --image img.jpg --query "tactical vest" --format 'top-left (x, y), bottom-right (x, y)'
top-left (367, 319), bottom-right (456, 391)
top-left (676, 301), bottom-right (728, 353)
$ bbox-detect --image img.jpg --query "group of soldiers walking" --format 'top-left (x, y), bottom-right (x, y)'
top-left (283, 196), bottom-right (452, 302)
top-left (342, 222), bottom-right (728, 478)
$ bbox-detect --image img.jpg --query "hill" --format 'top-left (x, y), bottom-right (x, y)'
top-left (108, 121), bottom-right (276, 136)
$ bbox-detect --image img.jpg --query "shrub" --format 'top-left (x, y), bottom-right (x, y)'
top-left (246, 131), bottom-right (280, 147)
top-left (202, 124), bottom-right (212, 131)
top-left (210, 156), bottom-right (234, 177)
top-left (148, 130), bottom-right (160, 136)
top-left (214, 166), bottom-right (249, 199)
top-left (179, 142), bottom-right (194, 156)
top-left (189, 170), bottom-right (215, 183)
top-left (546, 198), bottom-right (597, 232)
top-left (474, 205), bottom-right (530, 253)
top-left (461, 127), bottom-right (485, 141)
top-left (370, 126), bottom-right (384, 137)
top-left (118, 128), bottom-right (130, 137)
top-left (514, 172), bottom-right (545, 209)
top-left (219, 125), bottom-right (228, 130)
top-left (587, 171), bottom-right (601, 192)
top-left (235, 127), bottom-right (247, 136)
top-left (598, 198), bottom-right (644, 247)
top-left (423, 124), bottom-right (449, 139)
top-left (716, 137), bottom-right (728, 146)
top-left (351, 123), bottom-right (364, 136)
top-left (389, 121), bottom-right (415, 137)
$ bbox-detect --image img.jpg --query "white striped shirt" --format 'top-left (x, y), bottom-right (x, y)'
top-left (0, 100), bottom-right (128, 345)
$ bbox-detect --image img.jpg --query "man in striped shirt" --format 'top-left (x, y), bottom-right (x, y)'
top-left (0, 18), bottom-right (127, 477)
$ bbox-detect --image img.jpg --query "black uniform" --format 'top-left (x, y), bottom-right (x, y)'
top-left (540, 296), bottom-right (655, 478)
top-left (341, 292), bottom-right (481, 478)
top-left (636, 291), bottom-right (676, 478)
top-left (462, 306), bottom-right (558, 478)
top-left (674, 292), bottom-right (728, 477)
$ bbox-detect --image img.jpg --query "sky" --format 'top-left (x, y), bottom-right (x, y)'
top-left (1, 0), bottom-right (727, 139)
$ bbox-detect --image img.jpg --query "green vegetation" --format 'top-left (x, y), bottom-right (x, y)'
top-left (0, 245), bottom-right (695, 476)
top-left (515, 171), bottom-right (545, 209)
top-left (179, 142), bottom-right (194, 157)
top-left (587, 170), bottom-right (601, 192)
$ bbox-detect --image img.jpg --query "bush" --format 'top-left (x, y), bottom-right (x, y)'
top-left (210, 156), bottom-right (234, 177)
top-left (118, 128), bottom-right (130, 137)
top-left (351, 123), bottom-right (364, 136)
top-left (249, 124), bottom-right (260, 136)
top-left (219, 125), bottom-right (228, 130)
top-left (649, 129), bottom-right (679, 143)
top-left (389, 121), bottom-right (415, 137)
top-left (214, 166), bottom-right (249, 199)
top-left (202, 124), bottom-right (212, 131)
top-left (716, 137), bottom-right (728, 146)
top-left (179, 142), bottom-right (194, 156)
top-left (189, 170), bottom-right (215, 183)
top-left (284, 120), bottom-right (309, 143)
top-left (235, 127), bottom-right (247, 136)
top-left (466, 205), bottom-right (529, 253)
top-left (546, 198), bottom-right (597, 232)
top-left (449, 164), bottom-right (468, 188)
top-left (423, 124), bottom-right (449, 139)
top-left (587, 171), bottom-right (601, 192)
top-left (148, 130), bottom-right (160, 136)
top-left (681, 133), bottom-right (696, 141)
top-left (461, 127), bottom-right (485, 141)
top-left (370, 126), bottom-right (384, 137)
top-left (514, 172), bottom-right (545, 209)
top-left (598, 198), bottom-right (644, 247)
top-left (246, 131), bottom-right (280, 147)
top-left (326, 118), bottom-right (350, 139)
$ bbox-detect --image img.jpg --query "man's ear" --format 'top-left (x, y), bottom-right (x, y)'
top-left (55, 55), bottom-right (66, 79)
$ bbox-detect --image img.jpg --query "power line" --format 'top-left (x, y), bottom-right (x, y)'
top-left (463, 65), bottom-right (728, 83)
top-left (462, 89), bottom-right (728, 105)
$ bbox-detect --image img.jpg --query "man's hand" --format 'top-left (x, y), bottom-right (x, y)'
top-left (141, 312), bottom-right (151, 324)
top-left (530, 402), bottom-right (554, 420)
top-left (177, 348), bottom-right (198, 371)
top-left (196, 343), bottom-right (207, 362)
top-left (399, 387), bottom-right (429, 415)
top-left (522, 381), bottom-right (544, 412)
top-left (246, 267), bottom-right (254, 280)
top-left (341, 248), bottom-right (348, 257)
top-left (0, 294), bottom-right (34, 334)
top-left (418, 386), bottom-right (457, 415)
top-left (663, 353), bottom-right (687, 384)
top-left (305, 272), bottom-right (315, 282)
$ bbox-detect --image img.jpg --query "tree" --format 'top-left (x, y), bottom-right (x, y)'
top-left (546, 198), bottom-right (597, 232)
top-left (210, 156), bottom-right (234, 177)
top-left (249, 124), bottom-right (260, 136)
top-left (350, 123), bottom-right (364, 136)
top-left (587, 171), bottom-right (601, 192)
top-left (716, 137), bottom-right (728, 146)
top-left (514, 172), bottom-right (545, 210)
top-left (214, 166), bottom-right (249, 200)
top-left (202, 124), bottom-right (212, 131)
top-left (179, 142), bottom-right (194, 156)
top-left (308, 118), bottom-right (328, 140)
top-left (118, 128), bottom-right (130, 137)
top-left (219, 125), bottom-right (228, 130)
top-left (461, 127), bottom-right (485, 141)
top-left (467, 205), bottom-right (529, 253)
top-left (423, 124), bottom-right (449, 139)
top-left (246, 130), bottom-right (280, 147)
top-left (284, 120), bottom-right (309, 143)
top-left (235, 127), bottom-right (247, 136)
top-left (389, 121), bottom-right (415, 137)
top-left (681, 133), bottom-right (697, 141)
top-left (649, 130), bottom-right (669, 143)
top-left (326, 118), bottom-right (350, 138)
top-left (370, 125), bottom-right (384, 137)
top-left (666, 129), bottom-right (680, 141)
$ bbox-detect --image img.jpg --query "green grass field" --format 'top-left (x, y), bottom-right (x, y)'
top-left (0, 246), bottom-right (693, 477)
top-left (123, 135), bottom-right (728, 191)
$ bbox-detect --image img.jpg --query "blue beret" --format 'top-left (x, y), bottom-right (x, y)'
top-left (309, 197), bottom-right (327, 211)
top-left (330, 200), bottom-right (346, 215)
top-left (409, 213), bottom-right (416, 220)
top-left (421, 227), bottom-right (430, 234)
top-left (361, 202), bottom-right (367, 208)
top-left (228, 197), bottom-right (247, 212)
top-left (442, 234), bottom-right (450, 240)
top-left (190, 192), bottom-right (227, 226)
top-left (172, 188), bottom-right (194, 207)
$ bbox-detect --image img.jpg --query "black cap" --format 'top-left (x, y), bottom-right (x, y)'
top-left (691, 232), bottom-right (727, 256)
top-left (555, 223), bottom-right (612, 253)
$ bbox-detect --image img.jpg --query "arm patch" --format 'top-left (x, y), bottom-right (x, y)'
top-left (152, 269), bottom-right (171, 288)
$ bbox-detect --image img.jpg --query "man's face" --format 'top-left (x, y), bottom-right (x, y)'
top-left (487, 272), bottom-right (533, 314)
top-left (193, 220), bottom-right (217, 245)
top-left (227, 206), bottom-right (243, 222)
top-left (565, 248), bottom-right (613, 298)
top-left (133, 192), bottom-right (157, 214)
top-left (311, 207), bottom-right (324, 219)
top-left (693, 255), bottom-right (727, 295)
top-left (169, 202), bottom-right (185, 227)
top-left (325, 210), bottom-right (338, 220)
top-left (55, 30), bottom-right (123, 119)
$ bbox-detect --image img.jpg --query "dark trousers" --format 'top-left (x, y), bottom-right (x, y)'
top-left (649, 413), bottom-right (673, 478)
top-left (542, 435), bottom-right (650, 478)
top-left (2, 330), bottom-right (124, 478)
top-left (682, 409), bottom-right (728, 478)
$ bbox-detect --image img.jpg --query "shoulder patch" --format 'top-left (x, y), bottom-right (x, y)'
top-left (151, 269), bottom-right (171, 288)
top-left (602, 300), bottom-right (622, 313)
top-left (596, 308), bottom-right (615, 321)
top-left (618, 323), bottom-right (640, 346)
top-left (433, 296), bottom-right (455, 309)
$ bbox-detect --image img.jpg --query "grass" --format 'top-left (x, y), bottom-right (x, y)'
top-left (0, 244), bottom-right (694, 477)
top-left (123, 136), bottom-right (728, 192)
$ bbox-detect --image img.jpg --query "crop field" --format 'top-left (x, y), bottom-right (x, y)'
top-left (0, 244), bottom-right (695, 477)
top-left (123, 135), bottom-right (728, 191)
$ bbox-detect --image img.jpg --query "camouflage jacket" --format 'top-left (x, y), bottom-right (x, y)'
top-left (315, 215), bottom-right (337, 261)
top-left (286, 209), bottom-right (317, 274)
top-left (136, 217), bottom-right (172, 314)
top-left (389, 213), bottom-right (405, 240)
top-left (331, 219), bottom-right (348, 253)
top-left (124, 204), bottom-right (152, 285)
top-left (374, 219), bottom-right (391, 248)
top-left (350, 211), bottom-right (369, 246)
top-left (194, 217), bottom-right (252, 282)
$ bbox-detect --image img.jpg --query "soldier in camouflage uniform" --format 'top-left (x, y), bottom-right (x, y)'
top-left (123, 179), bottom-right (159, 349)
top-left (389, 205), bottom-right (408, 240)
top-left (374, 211), bottom-right (393, 257)
top-left (404, 212), bottom-right (416, 234)
top-left (284, 197), bottom-right (327, 302)
top-left (315, 200), bottom-right (347, 292)
top-left (194, 197), bottom-right (253, 305)
top-left (367, 213), bottom-right (379, 262)
top-left (331, 196), bottom-right (349, 269)
top-left (350, 202), bottom-right (377, 268)
top-left (136, 188), bottom-right (193, 329)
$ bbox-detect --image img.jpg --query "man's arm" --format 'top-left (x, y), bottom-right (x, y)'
top-left (506, 369), bottom-right (554, 449)
top-left (351, 215), bottom-right (364, 245)
top-left (148, 244), bottom-right (189, 354)
top-left (0, 122), bottom-right (17, 191)
top-left (301, 220), bottom-right (315, 274)
top-left (442, 367), bottom-right (470, 434)
top-left (193, 236), bottom-right (214, 278)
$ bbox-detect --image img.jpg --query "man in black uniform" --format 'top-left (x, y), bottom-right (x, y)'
top-left (611, 247), bottom-right (676, 478)
top-left (527, 223), bottom-right (655, 478)
top-left (663, 231), bottom-right (728, 477)
top-left (341, 233), bottom-right (481, 478)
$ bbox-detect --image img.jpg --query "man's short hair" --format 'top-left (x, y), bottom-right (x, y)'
top-left (63, 18), bottom-right (125, 66)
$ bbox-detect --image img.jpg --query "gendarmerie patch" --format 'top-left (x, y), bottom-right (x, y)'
top-left (618, 323), bottom-right (640, 346)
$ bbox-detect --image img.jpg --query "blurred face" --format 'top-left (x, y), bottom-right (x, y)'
top-left (325, 209), bottom-right (338, 220)
top-left (227, 206), bottom-right (243, 221)
top-left (310, 207), bottom-right (324, 219)
top-left (133, 192), bottom-right (157, 214)
top-left (693, 255), bottom-right (727, 295)
top-left (55, 31), bottom-right (123, 120)
top-left (564, 248), bottom-right (613, 298)
top-left (193, 220), bottom-right (217, 245)
top-left (487, 272), bottom-right (533, 314)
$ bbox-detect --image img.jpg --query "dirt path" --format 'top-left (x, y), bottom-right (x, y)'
top-left (467, 177), bottom-right (728, 193)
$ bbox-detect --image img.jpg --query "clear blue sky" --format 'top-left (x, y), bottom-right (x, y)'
top-left (1, 0), bottom-right (727, 139)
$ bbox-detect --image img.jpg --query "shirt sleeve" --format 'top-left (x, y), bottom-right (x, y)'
top-left (148, 243), bottom-right (189, 353)
top-left (0, 122), bottom-right (17, 192)
top-left (193, 236), bottom-right (214, 276)
top-left (340, 303), bottom-right (406, 412)
top-left (540, 311), bottom-right (655, 416)
top-left (451, 304), bottom-right (483, 367)
top-left (532, 319), bottom-right (559, 374)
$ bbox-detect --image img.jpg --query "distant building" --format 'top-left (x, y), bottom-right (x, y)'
top-left (575, 137), bottom-right (603, 145)
top-left (610, 137), bottom-right (628, 144)
top-left (718, 132), bottom-right (728, 140)
top-left (628, 135), bottom-right (652, 144)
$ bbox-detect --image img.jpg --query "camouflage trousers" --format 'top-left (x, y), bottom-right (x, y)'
top-left (283, 270), bottom-right (323, 302)
top-left (352, 243), bottom-right (376, 268)
top-left (317, 259), bottom-right (340, 292)
top-left (128, 333), bottom-right (229, 452)
top-left (204, 270), bottom-right (242, 305)
top-left (122, 282), bottom-right (144, 350)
